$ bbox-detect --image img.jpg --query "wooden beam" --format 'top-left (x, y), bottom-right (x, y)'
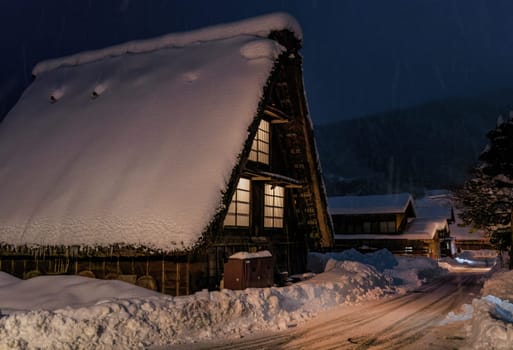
top-left (186, 261), bottom-right (190, 295)
top-left (264, 106), bottom-right (289, 123)
top-left (176, 263), bottom-right (180, 296)
top-left (246, 170), bottom-right (301, 186)
top-left (251, 176), bottom-right (272, 181)
top-left (162, 257), bottom-right (166, 294)
top-left (285, 184), bottom-right (302, 188)
top-left (270, 119), bottom-right (289, 124)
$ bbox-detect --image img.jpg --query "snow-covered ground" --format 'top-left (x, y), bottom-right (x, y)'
top-left (0, 249), bottom-right (508, 349)
top-left (441, 253), bottom-right (513, 350)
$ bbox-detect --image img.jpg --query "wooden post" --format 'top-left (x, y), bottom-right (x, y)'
top-left (176, 263), bottom-right (180, 296)
top-left (161, 257), bottom-right (165, 294)
top-left (74, 260), bottom-right (78, 275)
top-left (186, 261), bottom-right (190, 295)
top-left (510, 208), bottom-right (513, 270)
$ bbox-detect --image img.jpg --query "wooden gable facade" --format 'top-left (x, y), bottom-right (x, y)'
top-left (330, 193), bottom-right (416, 235)
top-left (0, 17), bottom-right (332, 295)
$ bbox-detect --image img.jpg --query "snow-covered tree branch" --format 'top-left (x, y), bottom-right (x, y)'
top-left (455, 112), bottom-right (513, 267)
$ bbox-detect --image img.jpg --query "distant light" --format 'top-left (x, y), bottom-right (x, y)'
top-left (455, 257), bottom-right (475, 265)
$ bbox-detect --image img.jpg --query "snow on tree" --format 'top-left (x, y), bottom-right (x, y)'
top-left (456, 111), bottom-right (513, 267)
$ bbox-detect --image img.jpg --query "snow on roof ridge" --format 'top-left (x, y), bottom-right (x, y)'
top-left (32, 12), bottom-right (301, 76)
top-left (328, 193), bottom-right (415, 215)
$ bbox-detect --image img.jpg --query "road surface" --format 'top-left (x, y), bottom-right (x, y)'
top-left (176, 271), bottom-right (486, 350)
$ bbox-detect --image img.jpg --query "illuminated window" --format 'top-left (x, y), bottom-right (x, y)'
top-left (264, 184), bottom-right (284, 228)
top-left (224, 178), bottom-right (250, 227)
top-left (249, 119), bottom-right (270, 164)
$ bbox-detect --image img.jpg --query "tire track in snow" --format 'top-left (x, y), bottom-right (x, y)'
top-left (172, 273), bottom-right (484, 350)
top-left (281, 273), bottom-right (483, 350)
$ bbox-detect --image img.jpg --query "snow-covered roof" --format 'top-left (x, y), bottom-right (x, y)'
top-left (403, 218), bottom-right (448, 240)
top-left (328, 193), bottom-right (415, 216)
top-left (415, 197), bottom-right (453, 220)
top-left (33, 13), bottom-right (301, 76)
top-left (229, 251), bottom-right (272, 260)
top-left (417, 191), bottom-right (488, 241)
top-left (0, 13), bottom-right (301, 252)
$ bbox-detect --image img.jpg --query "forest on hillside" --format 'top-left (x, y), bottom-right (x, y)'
top-left (316, 89), bottom-right (513, 196)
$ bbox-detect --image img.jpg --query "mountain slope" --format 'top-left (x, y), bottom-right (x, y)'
top-left (316, 90), bottom-right (513, 196)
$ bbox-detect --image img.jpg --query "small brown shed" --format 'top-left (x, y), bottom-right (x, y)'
top-left (223, 251), bottom-right (274, 290)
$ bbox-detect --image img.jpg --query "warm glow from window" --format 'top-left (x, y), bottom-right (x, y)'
top-left (264, 184), bottom-right (284, 228)
top-left (249, 119), bottom-right (270, 164)
top-left (224, 178), bottom-right (250, 227)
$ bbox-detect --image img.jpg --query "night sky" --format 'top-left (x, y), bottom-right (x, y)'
top-left (2, 0), bottom-right (513, 124)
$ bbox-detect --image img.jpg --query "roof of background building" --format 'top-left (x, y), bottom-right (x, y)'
top-left (328, 193), bottom-right (415, 216)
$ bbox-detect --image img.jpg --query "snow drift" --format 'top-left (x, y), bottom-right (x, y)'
top-left (0, 249), bottom-right (450, 349)
top-left (465, 269), bottom-right (513, 350)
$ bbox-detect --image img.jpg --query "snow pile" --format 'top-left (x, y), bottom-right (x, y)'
top-left (307, 249), bottom-right (447, 292)
top-left (384, 255), bottom-right (448, 290)
top-left (0, 251), bottom-right (450, 349)
top-left (0, 272), bottom-right (160, 312)
top-left (441, 303), bottom-right (474, 324)
top-left (0, 252), bottom-right (403, 349)
top-left (304, 259), bottom-right (397, 304)
top-left (1, 287), bottom-right (297, 349)
top-left (454, 269), bottom-right (513, 350)
top-left (467, 295), bottom-right (513, 350)
top-left (307, 248), bottom-right (398, 273)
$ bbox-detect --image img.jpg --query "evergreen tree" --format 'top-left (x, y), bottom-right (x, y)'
top-left (456, 112), bottom-right (513, 267)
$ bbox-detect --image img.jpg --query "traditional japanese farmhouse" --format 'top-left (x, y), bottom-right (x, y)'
top-left (417, 190), bottom-right (491, 252)
top-left (0, 13), bottom-right (332, 295)
top-left (330, 193), bottom-right (451, 258)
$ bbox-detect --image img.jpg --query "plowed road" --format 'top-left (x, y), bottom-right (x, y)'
top-left (172, 271), bottom-right (487, 350)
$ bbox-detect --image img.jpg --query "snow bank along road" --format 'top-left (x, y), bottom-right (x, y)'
top-left (183, 271), bottom-right (485, 350)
